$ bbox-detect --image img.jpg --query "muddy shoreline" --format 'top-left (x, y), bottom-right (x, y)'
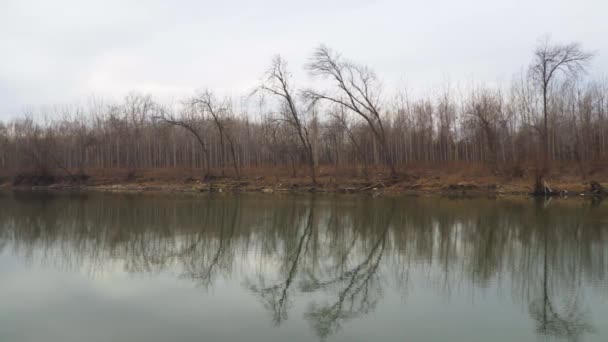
top-left (2, 175), bottom-right (605, 199)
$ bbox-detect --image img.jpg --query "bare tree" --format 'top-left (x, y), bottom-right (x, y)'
top-left (530, 38), bottom-right (593, 169)
top-left (122, 93), bottom-right (155, 177)
top-left (153, 106), bottom-right (212, 177)
top-left (1, 40), bottom-right (607, 185)
top-left (0, 122), bottom-right (9, 169)
top-left (327, 105), bottom-right (369, 179)
top-left (260, 56), bottom-right (317, 184)
top-left (466, 88), bottom-right (504, 169)
top-left (304, 45), bottom-right (396, 178)
top-left (192, 91), bottom-right (241, 178)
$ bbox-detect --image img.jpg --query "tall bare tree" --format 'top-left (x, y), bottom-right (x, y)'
top-left (261, 56), bottom-right (317, 184)
top-left (530, 38), bottom-right (593, 169)
top-left (192, 91), bottom-right (241, 178)
top-left (529, 38), bottom-right (593, 194)
top-left (304, 45), bottom-right (396, 178)
top-left (1, 40), bottom-right (607, 186)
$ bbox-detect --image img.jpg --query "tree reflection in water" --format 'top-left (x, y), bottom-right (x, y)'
top-left (528, 198), bottom-right (595, 342)
top-left (248, 197), bottom-right (316, 325)
top-left (301, 201), bottom-right (393, 340)
top-left (0, 192), bottom-right (606, 341)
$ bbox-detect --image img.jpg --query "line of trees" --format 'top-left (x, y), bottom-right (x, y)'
top-left (0, 38), bottom-right (605, 182)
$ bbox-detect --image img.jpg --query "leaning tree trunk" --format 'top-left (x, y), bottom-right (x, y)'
top-left (533, 172), bottom-right (556, 197)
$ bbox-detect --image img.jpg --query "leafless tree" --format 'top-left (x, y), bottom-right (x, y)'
top-left (260, 56), bottom-right (317, 184)
top-left (327, 105), bottom-right (369, 179)
top-left (0, 40), bottom-right (607, 184)
top-left (466, 88), bottom-right (504, 169)
top-left (192, 90), bottom-right (241, 178)
top-left (153, 106), bottom-right (212, 177)
top-left (304, 45), bottom-right (396, 178)
top-left (530, 38), bottom-right (593, 170)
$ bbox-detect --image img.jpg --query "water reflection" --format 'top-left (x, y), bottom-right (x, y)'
top-left (0, 192), bottom-right (606, 341)
top-left (528, 199), bottom-right (596, 342)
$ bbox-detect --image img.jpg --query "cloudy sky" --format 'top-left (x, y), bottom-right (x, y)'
top-left (1, 0), bottom-right (606, 120)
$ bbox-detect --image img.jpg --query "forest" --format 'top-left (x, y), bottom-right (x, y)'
top-left (0, 38), bottom-right (606, 191)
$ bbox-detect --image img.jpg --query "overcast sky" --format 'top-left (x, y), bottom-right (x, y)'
top-left (1, 0), bottom-right (606, 120)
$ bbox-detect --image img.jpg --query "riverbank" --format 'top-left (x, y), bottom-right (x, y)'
top-left (2, 172), bottom-right (606, 198)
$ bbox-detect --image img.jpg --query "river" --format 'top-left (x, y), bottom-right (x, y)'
top-left (0, 191), bottom-right (606, 341)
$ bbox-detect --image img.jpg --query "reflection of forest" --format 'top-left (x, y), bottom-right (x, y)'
top-left (0, 192), bottom-right (606, 341)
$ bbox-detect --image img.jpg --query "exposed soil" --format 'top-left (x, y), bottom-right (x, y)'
top-left (1, 166), bottom-right (606, 199)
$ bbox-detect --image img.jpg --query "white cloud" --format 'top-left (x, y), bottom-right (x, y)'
top-left (1, 0), bottom-right (606, 119)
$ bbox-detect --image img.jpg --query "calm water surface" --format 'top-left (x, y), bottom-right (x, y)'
top-left (0, 191), bottom-right (607, 342)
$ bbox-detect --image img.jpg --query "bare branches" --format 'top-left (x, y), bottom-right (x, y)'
top-left (153, 107), bottom-right (212, 176)
top-left (529, 37), bottom-right (594, 174)
top-left (304, 46), bottom-right (382, 130)
top-left (0, 38), bottom-right (606, 181)
top-left (304, 45), bottom-right (396, 177)
top-left (531, 39), bottom-right (594, 88)
top-left (191, 90), bottom-right (241, 178)
top-left (261, 56), bottom-right (317, 184)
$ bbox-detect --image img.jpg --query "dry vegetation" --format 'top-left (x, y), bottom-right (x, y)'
top-left (1, 38), bottom-right (607, 196)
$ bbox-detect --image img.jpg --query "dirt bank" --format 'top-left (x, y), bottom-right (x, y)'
top-left (2, 173), bottom-right (606, 198)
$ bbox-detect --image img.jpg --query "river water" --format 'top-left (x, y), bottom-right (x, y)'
top-left (0, 191), bottom-right (606, 342)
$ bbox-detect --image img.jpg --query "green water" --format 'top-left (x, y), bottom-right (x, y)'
top-left (0, 191), bottom-right (606, 342)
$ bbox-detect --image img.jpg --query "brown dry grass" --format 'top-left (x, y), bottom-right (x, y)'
top-left (2, 162), bottom-right (607, 196)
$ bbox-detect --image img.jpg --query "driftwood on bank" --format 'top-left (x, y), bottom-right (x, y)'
top-left (589, 181), bottom-right (608, 197)
top-left (357, 177), bottom-right (403, 192)
top-left (532, 176), bottom-right (567, 197)
top-left (359, 182), bottom-right (387, 191)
